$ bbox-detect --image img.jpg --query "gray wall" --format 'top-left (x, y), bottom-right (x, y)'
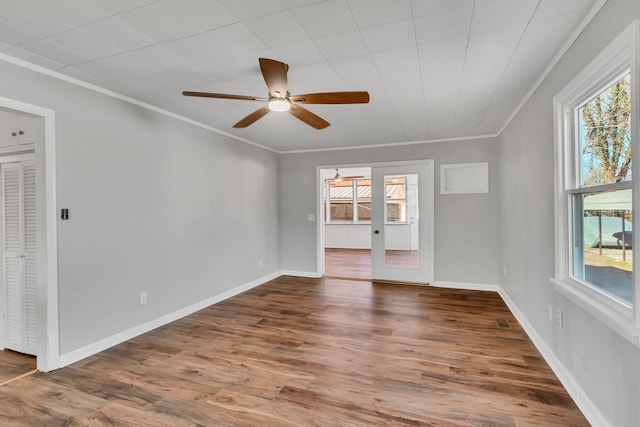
top-left (0, 60), bottom-right (279, 355)
top-left (500, 1), bottom-right (640, 425)
top-left (279, 138), bottom-right (501, 285)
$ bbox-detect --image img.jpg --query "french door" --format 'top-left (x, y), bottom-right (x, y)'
top-left (371, 162), bottom-right (433, 283)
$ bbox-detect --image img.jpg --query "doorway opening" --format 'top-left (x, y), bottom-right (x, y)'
top-left (318, 161), bottom-right (434, 284)
top-left (0, 97), bottom-right (58, 373)
top-left (321, 166), bottom-right (373, 280)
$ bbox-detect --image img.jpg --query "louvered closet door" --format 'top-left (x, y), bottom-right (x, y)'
top-left (3, 160), bottom-right (37, 355)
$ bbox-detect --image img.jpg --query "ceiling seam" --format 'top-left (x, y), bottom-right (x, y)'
top-left (410, 0), bottom-right (431, 140)
top-left (449, 0), bottom-right (477, 136)
top-left (476, 0), bottom-right (543, 129)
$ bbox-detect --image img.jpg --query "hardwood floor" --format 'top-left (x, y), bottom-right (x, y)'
top-left (324, 248), bottom-right (372, 279)
top-left (0, 350), bottom-right (36, 387)
top-left (325, 248), bottom-right (422, 280)
top-left (0, 276), bottom-right (588, 426)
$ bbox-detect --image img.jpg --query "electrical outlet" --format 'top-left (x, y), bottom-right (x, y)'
top-left (139, 291), bottom-right (148, 305)
top-left (503, 266), bottom-right (507, 277)
top-left (546, 304), bottom-right (553, 321)
top-left (556, 308), bottom-right (563, 328)
top-left (259, 259), bottom-right (264, 267)
top-left (308, 214), bottom-right (315, 221)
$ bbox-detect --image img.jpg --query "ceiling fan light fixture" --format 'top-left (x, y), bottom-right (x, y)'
top-left (268, 97), bottom-right (290, 112)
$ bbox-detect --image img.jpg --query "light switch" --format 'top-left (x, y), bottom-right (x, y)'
top-left (308, 214), bottom-right (315, 221)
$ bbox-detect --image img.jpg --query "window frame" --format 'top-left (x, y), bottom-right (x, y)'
top-left (552, 21), bottom-right (640, 346)
top-left (324, 178), bottom-right (368, 224)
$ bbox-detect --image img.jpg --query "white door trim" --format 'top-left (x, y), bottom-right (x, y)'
top-left (0, 96), bottom-right (58, 372)
top-left (316, 160), bottom-right (434, 283)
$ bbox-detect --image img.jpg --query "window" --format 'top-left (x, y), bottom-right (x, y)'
top-left (553, 22), bottom-right (640, 344)
top-left (572, 73), bottom-right (632, 305)
top-left (324, 179), bottom-right (361, 223)
top-left (385, 176), bottom-right (408, 222)
top-left (323, 177), bottom-right (408, 224)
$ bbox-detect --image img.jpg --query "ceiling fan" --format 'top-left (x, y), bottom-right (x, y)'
top-left (324, 168), bottom-right (365, 182)
top-left (182, 58), bottom-right (370, 129)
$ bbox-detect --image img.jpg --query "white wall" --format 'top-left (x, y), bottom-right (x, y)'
top-left (0, 59), bottom-right (279, 357)
top-left (500, 1), bottom-right (640, 425)
top-left (280, 138), bottom-right (501, 284)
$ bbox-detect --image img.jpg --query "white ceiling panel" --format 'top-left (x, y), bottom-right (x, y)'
top-left (0, 1), bottom-right (73, 40)
top-left (347, 0), bottom-right (412, 29)
top-left (371, 46), bottom-right (424, 108)
top-left (217, 0), bottom-right (288, 21)
top-left (27, 0), bottom-right (110, 27)
top-left (410, 0), bottom-right (475, 17)
top-left (328, 55), bottom-right (385, 91)
top-left (361, 19), bottom-right (415, 53)
top-left (291, 0), bottom-right (358, 38)
top-left (159, 0), bottom-right (237, 34)
top-left (0, 0), bottom-right (600, 151)
top-left (116, 2), bottom-right (203, 42)
top-left (313, 31), bottom-right (368, 61)
top-left (85, 0), bottom-right (160, 15)
top-left (0, 41), bottom-right (13, 52)
top-left (420, 37), bottom-right (468, 138)
top-left (164, 23), bottom-right (265, 65)
top-left (49, 28), bottom-right (121, 62)
top-left (244, 11), bottom-right (308, 48)
top-left (197, 51), bottom-right (272, 85)
top-left (269, 40), bottom-right (325, 67)
top-left (471, 0), bottom-right (538, 34)
top-left (0, 21), bottom-right (40, 47)
top-left (17, 38), bottom-right (89, 66)
top-left (414, 6), bottom-right (473, 44)
top-left (287, 61), bottom-right (346, 94)
top-left (4, 47), bottom-right (66, 70)
top-left (532, 0), bottom-right (595, 22)
top-left (80, 17), bottom-right (157, 51)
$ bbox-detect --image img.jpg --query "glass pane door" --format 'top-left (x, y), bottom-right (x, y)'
top-left (372, 163), bottom-right (433, 283)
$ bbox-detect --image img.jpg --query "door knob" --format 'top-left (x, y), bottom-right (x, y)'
top-left (374, 230), bottom-right (380, 234)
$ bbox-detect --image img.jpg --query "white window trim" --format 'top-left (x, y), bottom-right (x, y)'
top-left (552, 21), bottom-right (640, 347)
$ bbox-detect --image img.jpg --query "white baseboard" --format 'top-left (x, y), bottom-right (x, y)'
top-left (497, 288), bottom-right (610, 427)
top-left (432, 280), bottom-right (500, 292)
top-left (280, 270), bottom-right (322, 278)
top-left (58, 271), bottom-right (281, 368)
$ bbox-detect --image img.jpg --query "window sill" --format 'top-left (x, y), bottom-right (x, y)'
top-left (550, 277), bottom-right (640, 347)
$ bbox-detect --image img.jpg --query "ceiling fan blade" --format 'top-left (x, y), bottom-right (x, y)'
top-left (233, 106), bottom-right (271, 128)
top-left (289, 104), bottom-right (330, 129)
top-left (259, 58), bottom-right (289, 98)
top-left (290, 91), bottom-right (370, 104)
top-left (182, 91), bottom-right (267, 102)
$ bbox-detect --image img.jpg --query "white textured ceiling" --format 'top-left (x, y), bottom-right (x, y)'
top-left (0, 0), bottom-right (597, 152)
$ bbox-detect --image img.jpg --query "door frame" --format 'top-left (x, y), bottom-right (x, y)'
top-left (0, 96), bottom-right (58, 372)
top-left (316, 160), bottom-right (434, 283)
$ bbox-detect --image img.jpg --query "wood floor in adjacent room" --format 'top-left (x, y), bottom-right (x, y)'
top-left (0, 276), bottom-right (588, 426)
top-left (0, 350), bottom-right (36, 386)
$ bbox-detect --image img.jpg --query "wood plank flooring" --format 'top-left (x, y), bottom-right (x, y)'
top-left (0, 276), bottom-right (588, 426)
top-left (325, 248), bottom-right (372, 279)
top-left (0, 350), bottom-right (36, 386)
